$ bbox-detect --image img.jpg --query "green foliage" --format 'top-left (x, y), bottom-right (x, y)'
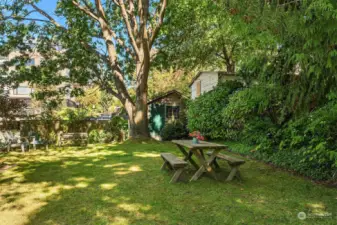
top-left (222, 85), bottom-right (284, 142)
top-left (89, 116), bottom-right (128, 144)
top-left (148, 69), bottom-right (194, 99)
top-left (187, 81), bottom-right (243, 138)
top-left (236, 92), bottom-right (337, 180)
top-left (188, 81), bottom-right (337, 180)
top-left (160, 121), bottom-right (188, 141)
top-left (104, 116), bottom-right (128, 142)
top-left (57, 108), bottom-right (90, 132)
top-left (88, 130), bottom-right (113, 144)
top-left (0, 90), bottom-right (27, 129)
top-left (158, 0), bottom-right (276, 72)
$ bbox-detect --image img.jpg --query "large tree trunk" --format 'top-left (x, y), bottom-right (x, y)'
top-left (124, 95), bottom-right (150, 139)
top-left (125, 57), bottom-right (150, 139)
top-left (127, 104), bottom-right (150, 139)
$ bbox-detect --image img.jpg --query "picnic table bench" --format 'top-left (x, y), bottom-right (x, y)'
top-left (58, 132), bottom-right (88, 146)
top-left (160, 153), bottom-right (188, 183)
top-left (169, 140), bottom-right (245, 182)
top-left (206, 152), bottom-right (245, 181)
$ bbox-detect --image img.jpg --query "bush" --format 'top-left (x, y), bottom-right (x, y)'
top-left (187, 81), bottom-right (243, 138)
top-left (161, 121), bottom-right (188, 141)
top-left (249, 93), bottom-right (337, 180)
top-left (88, 130), bottom-right (113, 143)
top-left (188, 78), bottom-right (337, 180)
top-left (222, 85), bottom-right (285, 143)
top-left (88, 116), bottom-right (128, 143)
top-left (104, 116), bottom-right (128, 142)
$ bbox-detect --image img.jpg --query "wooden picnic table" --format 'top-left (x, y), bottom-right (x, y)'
top-left (172, 140), bottom-right (229, 181)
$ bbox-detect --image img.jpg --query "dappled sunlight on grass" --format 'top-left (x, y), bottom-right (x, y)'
top-left (0, 143), bottom-right (336, 225)
top-left (128, 165), bottom-right (142, 172)
top-left (133, 152), bottom-right (159, 158)
top-left (104, 162), bottom-right (127, 168)
top-left (305, 202), bottom-right (329, 216)
top-left (100, 183), bottom-right (117, 190)
top-left (117, 203), bottom-right (151, 212)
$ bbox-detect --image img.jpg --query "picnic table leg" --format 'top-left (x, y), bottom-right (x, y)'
top-left (226, 166), bottom-right (238, 181)
top-left (190, 166), bottom-right (205, 181)
top-left (176, 144), bottom-right (199, 170)
top-left (170, 168), bottom-right (185, 183)
top-left (190, 149), bottom-right (219, 181)
top-left (161, 161), bottom-right (173, 171)
top-left (208, 150), bottom-right (221, 169)
top-left (212, 158), bottom-right (220, 169)
top-left (226, 163), bottom-right (243, 181)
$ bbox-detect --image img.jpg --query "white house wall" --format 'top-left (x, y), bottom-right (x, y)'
top-left (191, 72), bottom-right (218, 99)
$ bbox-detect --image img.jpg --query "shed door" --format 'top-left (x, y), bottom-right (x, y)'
top-left (149, 104), bottom-right (166, 135)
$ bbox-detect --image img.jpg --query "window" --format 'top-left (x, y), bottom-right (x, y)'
top-left (25, 58), bottom-right (35, 66)
top-left (196, 80), bottom-right (201, 97)
top-left (166, 106), bottom-right (180, 120)
top-left (14, 86), bottom-right (32, 95)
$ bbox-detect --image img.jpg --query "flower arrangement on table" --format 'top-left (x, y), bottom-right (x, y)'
top-left (189, 131), bottom-right (204, 144)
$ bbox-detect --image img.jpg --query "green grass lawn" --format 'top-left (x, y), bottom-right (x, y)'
top-left (0, 141), bottom-right (336, 225)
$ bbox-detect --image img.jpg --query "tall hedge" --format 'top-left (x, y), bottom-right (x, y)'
top-left (187, 81), bottom-right (243, 138)
top-left (187, 82), bottom-right (337, 181)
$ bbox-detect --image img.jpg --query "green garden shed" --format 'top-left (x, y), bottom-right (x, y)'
top-left (148, 90), bottom-right (184, 140)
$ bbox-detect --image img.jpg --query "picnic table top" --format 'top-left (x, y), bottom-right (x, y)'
top-left (171, 140), bottom-right (228, 150)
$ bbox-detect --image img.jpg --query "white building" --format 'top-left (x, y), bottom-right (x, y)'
top-left (189, 71), bottom-right (241, 99)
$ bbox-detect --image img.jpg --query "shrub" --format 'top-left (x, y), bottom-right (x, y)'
top-left (88, 130), bottom-right (113, 143)
top-left (187, 81), bottom-right (243, 138)
top-left (89, 116), bottom-right (128, 143)
top-left (251, 93), bottom-right (337, 180)
top-left (161, 121), bottom-right (188, 141)
top-left (189, 78), bottom-right (337, 180)
top-left (222, 84), bottom-right (285, 142)
top-left (104, 116), bottom-right (128, 142)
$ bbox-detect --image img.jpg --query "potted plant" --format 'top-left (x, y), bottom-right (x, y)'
top-left (189, 131), bottom-right (204, 144)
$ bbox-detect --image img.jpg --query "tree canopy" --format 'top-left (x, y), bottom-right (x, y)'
top-left (1, 0), bottom-right (337, 138)
top-left (1, 0), bottom-right (168, 138)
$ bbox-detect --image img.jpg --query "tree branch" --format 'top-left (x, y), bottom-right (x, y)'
top-left (3, 16), bottom-right (52, 24)
top-left (118, 0), bottom-right (141, 58)
top-left (30, 3), bottom-right (67, 31)
top-left (24, 0), bottom-right (134, 106)
top-left (71, 0), bottom-right (100, 21)
top-left (149, 0), bottom-right (167, 48)
top-left (126, 0), bottom-right (138, 36)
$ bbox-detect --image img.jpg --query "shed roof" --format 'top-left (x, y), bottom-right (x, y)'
top-left (147, 90), bottom-right (182, 105)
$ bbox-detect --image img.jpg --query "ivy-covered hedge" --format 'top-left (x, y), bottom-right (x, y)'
top-left (187, 81), bottom-right (243, 138)
top-left (255, 94), bottom-right (337, 180)
top-left (187, 84), bottom-right (337, 181)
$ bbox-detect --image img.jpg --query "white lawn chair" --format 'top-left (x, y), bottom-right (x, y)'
top-left (0, 131), bottom-right (28, 152)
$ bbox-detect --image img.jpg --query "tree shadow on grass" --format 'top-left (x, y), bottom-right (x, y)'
top-left (0, 143), bottom-right (336, 225)
top-left (1, 144), bottom-right (168, 224)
